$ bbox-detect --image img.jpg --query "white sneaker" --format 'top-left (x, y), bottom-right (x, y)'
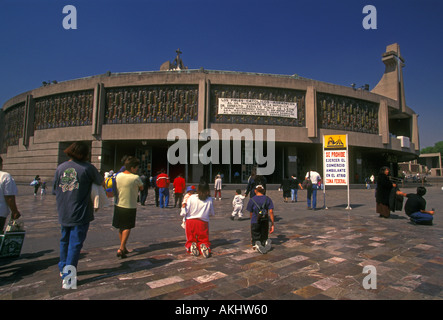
top-left (62, 278), bottom-right (69, 289)
top-left (264, 239), bottom-right (272, 253)
top-left (190, 242), bottom-right (199, 256)
top-left (254, 241), bottom-right (266, 254)
top-left (200, 244), bottom-right (210, 258)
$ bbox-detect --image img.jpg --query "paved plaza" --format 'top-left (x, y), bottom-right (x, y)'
top-left (1, 182), bottom-right (442, 301)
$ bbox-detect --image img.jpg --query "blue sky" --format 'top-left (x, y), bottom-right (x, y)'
top-left (0, 0), bottom-right (442, 148)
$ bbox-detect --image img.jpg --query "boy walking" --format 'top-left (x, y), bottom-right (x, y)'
top-left (246, 185), bottom-right (275, 254)
top-left (231, 189), bottom-right (245, 220)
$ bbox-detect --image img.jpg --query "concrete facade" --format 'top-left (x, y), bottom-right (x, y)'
top-left (0, 44), bottom-right (419, 184)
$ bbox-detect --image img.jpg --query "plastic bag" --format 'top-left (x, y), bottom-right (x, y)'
top-left (5, 220), bottom-right (25, 232)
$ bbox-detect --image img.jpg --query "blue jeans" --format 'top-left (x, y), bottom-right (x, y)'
top-left (140, 188), bottom-right (148, 205)
top-left (159, 188), bottom-right (169, 208)
top-left (59, 223), bottom-right (89, 274)
top-left (307, 186), bottom-right (318, 209)
top-left (409, 211), bottom-right (433, 225)
top-left (291, 189), bottom-right (298, 202)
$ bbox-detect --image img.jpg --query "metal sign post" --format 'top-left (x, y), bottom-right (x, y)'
top-left (322, 136), bottom-right (328, 210)
top-left (345, 134), bottom-right (351, 210)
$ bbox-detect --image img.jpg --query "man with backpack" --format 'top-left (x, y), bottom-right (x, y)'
top-left (246, 184), bottom-right (275, 254)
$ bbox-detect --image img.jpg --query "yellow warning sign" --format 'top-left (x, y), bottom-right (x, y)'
top-left (324, 135), bottom-right (347, 149)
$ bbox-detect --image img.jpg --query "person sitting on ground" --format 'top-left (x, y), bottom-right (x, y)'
top-left (396, 186), bottom-right (435, 225)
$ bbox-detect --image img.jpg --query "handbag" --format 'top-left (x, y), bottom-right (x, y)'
top-left (302, 171), bottom-right (313, 189)
top-left (0, 219), bottom-right (26, 258)
top-left (91, 183), bottom-right (109, 210)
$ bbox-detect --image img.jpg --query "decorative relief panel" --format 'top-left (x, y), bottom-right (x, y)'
top-left (34, 90), bottom-right (94, 130)
top-left (317, 93), bottom-right (378, 134)
top-left (210, 85), bottom-right (306, 127)
top-left (2, 103), bottom-right (25, 152)
top-left (104, 85), bottom-right (198, 124)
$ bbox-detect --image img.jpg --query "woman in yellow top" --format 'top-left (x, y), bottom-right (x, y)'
top-left (112, 156), bottom-right (143, 258)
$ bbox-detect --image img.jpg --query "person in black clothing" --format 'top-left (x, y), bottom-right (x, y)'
top-left (397, 187), bottom-right (435, 225)
top-left (33, 175), bottom-right (41, 196)
top-left (153, 171), bottom-right (160, 207)
top-left (375, 166), bottom-right (396, 218)
top-left (139, 171), bottom-right (149, 205)
top-left (279, 177), bottom-right (292, 203)
top-left (245, 170), bottom-right (257, 198)
top-left (245, 170), bottom-right (267, 198)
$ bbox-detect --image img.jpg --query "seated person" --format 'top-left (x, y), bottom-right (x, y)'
top-left (397, 187), bottom-right (435, 225)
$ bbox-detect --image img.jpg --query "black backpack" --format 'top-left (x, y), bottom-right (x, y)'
top-left (250, 196), bottom-right (270, 221)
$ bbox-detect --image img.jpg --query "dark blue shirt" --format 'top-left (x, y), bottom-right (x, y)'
top-left (54, 160), bottom-right (103, 227)
top-left (246, 195), bottom-right (274, 224)
top-left (404, 193), bottom-right (426, 216)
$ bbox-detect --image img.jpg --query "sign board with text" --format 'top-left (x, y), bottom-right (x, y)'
top-left (323, 135), bottom-right (348, 186)
top-left (218, 98), bottom-right (298, 118)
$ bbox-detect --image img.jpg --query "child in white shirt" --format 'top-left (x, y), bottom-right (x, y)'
top-left (231, 189), bottom-right (245, 220)
top-left (180, 185), bottom-right (195, 228)
top-left (181, 182), bottom-right (214, 258)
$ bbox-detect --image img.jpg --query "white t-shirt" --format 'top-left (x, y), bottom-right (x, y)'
top-left (214, 178), bottom-right (222, 190)
top-left (0, 171), bottom-right (18, 218)
top-left (183, 194), bottom-right (215, 222)
top-left (305, 171), bottom-right (322, 184)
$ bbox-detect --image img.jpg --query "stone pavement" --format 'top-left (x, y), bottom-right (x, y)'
top-left (1, 183), bottom-right (442, 302)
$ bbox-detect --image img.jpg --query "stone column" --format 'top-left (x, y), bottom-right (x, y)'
top-left (411, 113), bottom-right (420, 151)
top-left (198, 78), bottom-right (207, 132)
top-left (306, 86), bottom-right (317, 138)
top-left (23, 95), bottom-right (35, 148)
top-left (0, 109), bottom-right (5, 154)
top-left (92, 83), bottom-right (106, 137)
top-left (91, 83), bottom-right (106, 172)
top-left (379, 99), bottom-right (389, 145)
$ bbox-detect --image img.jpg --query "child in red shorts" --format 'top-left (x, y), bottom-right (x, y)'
top-left (181, 181), bottom-right (214, 258)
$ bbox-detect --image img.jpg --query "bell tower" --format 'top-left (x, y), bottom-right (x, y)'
top-left (371, 43), bottom-right (407, 113)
